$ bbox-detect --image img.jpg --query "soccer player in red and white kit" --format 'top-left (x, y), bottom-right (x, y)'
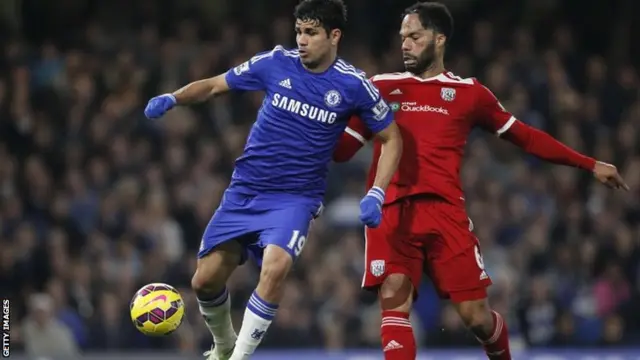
top-left (333, 2), bottom-right (628, 360)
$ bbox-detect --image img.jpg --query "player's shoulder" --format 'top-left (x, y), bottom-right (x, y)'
top-left (370, 72), bottom-right (417, 84)
top-left (466, 76), bottom-right (493, 94)
top-left (251, 45), bottom-right (300, 65)
top-left (435, 72), bottom-right (479, 89)
top-left (371, 71), bottom-right (478, 86)
top-left (368, 72), bottom-right (418, 92)
top-left (331, 59), bottom-right (381, 100)
top-left (332, 59), bottom-right (369, 84)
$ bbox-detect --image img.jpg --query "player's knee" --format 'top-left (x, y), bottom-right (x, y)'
top-left (191, 247), bottom-right (240, 295)
top-left (259, 245), bottom-right (293, 291)
top-left (455, 299), bottom-right (492, 330)
top-left (191, 267), bottom-right (223, 297)
top-left (191, 271), bottom-right (212, 296)
top-left (379, 273), bottom-right (413, 311)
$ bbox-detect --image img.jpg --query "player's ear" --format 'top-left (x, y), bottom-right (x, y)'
top-left (436, 33), bottom-right (446, 48)
top-left (329, 29), bottom-right (341, 46)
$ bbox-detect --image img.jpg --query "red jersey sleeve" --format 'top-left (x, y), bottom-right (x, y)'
top-left (333, 115), bottom-right (374, 162)
top-left (474, 83), bottom-right (517, 136)
top-left (474, 81), bottom-right (595, 170)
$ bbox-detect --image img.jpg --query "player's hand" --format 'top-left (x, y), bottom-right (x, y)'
top-left (144, 94), bottom-right (177, 119)
top-left (359, 187), bottom-right (385, 228)
top-left (593, 161), bottom-right (629, 190)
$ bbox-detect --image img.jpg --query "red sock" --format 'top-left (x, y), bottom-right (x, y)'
top-left (380, 310), bottom-right (416, 360)
top-left (478, 310), bottom-right (512, 360)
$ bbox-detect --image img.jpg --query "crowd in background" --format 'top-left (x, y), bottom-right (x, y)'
top-left (1, 0), bottom-right (639, 357)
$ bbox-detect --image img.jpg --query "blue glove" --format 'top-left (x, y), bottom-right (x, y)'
top-left (359, 186), bottom-right (385, 228)
top-left (144, 94), bottom-right (177, 119)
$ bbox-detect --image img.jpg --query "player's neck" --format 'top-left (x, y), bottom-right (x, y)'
top-left (418, 60), bottom-right (445, 79)
top-left (302, 53), bottom-right (337, 74)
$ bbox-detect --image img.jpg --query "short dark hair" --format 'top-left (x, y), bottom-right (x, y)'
top-left (294, 0), bottom-right (348, 34)
top-left (403, 2), bottom-right (454, 41)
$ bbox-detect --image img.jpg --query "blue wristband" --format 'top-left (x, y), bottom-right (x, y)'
top-left (367, 186), bottom-right (385, 203)
top-left (164, 93), bottom-right (177, 106)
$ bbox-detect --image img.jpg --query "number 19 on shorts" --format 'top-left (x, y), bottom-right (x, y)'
top-left (286, 230), bottom-right (307, 257)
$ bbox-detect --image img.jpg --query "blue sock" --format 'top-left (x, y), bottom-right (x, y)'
top-left (231, 291), bottom-right (278, 359)
top-left (246, 291), bottom-right (278, 321)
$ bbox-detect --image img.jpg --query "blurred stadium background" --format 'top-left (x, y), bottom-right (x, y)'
top-left (1, 0), bottom-right (640, 359)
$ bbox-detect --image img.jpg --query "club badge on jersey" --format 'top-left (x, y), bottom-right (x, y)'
top-left (324, 90), bottom-right (342, 107)
top-left (440, 87), bottom-right (456, 102)
top-left (370, 259), bottom-right (386, 277)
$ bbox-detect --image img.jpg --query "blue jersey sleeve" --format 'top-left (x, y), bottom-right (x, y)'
top-left (225, 49), bottom-right (276, 91)
top-left (354, 77), bottom-right (393, 134)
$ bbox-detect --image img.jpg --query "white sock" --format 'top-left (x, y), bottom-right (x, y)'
top-left (198, 287), bottom-right (237, 353)
top-left (229, 291), bottom-right (278, 360)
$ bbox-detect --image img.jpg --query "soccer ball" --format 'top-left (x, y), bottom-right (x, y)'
top-left (130, 283), bottom-right (185, 336)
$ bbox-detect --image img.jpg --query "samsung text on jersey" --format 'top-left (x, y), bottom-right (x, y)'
top-left (272, 93), bottom-right (338, 124)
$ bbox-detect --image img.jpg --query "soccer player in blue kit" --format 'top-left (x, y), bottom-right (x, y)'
top-left (143, 0), bottom-right (402, 359)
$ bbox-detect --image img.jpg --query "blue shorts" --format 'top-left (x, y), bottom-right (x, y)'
top-left (197, 189), bottom-right (323, 266)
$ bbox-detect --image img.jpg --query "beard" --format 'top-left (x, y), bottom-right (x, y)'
top-left (301, 58), bottom-right (320, 69)
top-left (403, 38), bottom-right (436, 75)
top-left (300, 50), bottom-right (330, 70)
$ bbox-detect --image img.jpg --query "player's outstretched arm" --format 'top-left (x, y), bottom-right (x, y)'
top-left (143, 74), bottom-right (230, 119)
top-left (172, 74), bottom-right (231, 105)
top-left (474, 83), bottom-right (628, 191)
top-left (502, 122), bottom-right (629, 190)
top-left (145, 48), bottom-right (272, 120)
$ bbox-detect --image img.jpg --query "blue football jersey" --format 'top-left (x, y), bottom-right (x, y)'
top-left (224, 45), bottom-right (393, 198)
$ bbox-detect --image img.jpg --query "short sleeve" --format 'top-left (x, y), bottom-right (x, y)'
top-left (354, 77), bottom-right (394, 134)
top-left (474, 83), bottom-right (517, 136)
top-left (225, 49), bottom-right (276, 91)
